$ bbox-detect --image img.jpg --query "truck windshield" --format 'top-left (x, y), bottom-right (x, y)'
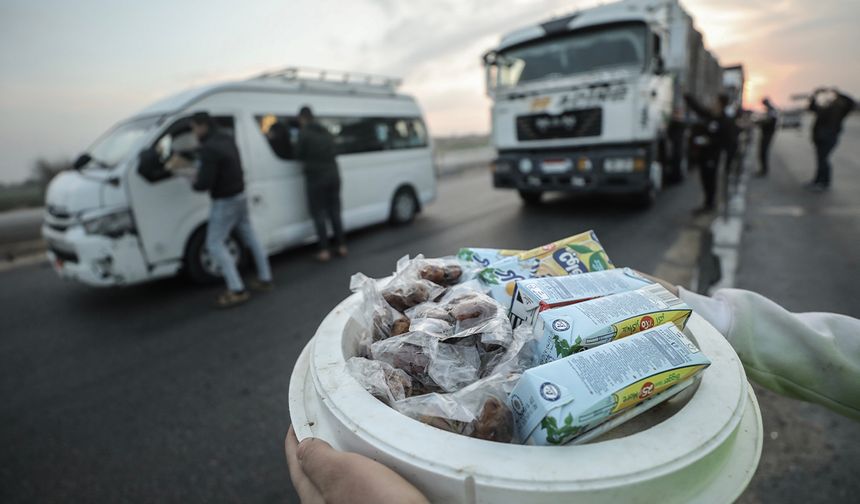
top-left (87, 116), bottom-right (160, 168)
top-left (495, 23), bottom-right (647, 88)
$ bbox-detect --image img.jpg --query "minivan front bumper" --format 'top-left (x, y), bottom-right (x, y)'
top-left (42, 224), bottom-right (150, 287)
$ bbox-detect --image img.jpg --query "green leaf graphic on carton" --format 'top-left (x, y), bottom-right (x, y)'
top-left (457, 248), bottom-right (475, 262)
top-left (567, 244), bottom-right (594, 254)
top-left (552, 335), bottom-right (583, 358)
top-left (479, 268), bottom-right (500, 285)
top-left (589, 253), bottom-right (609, 271)
top-left (541, 413), bottom-right (579, 445)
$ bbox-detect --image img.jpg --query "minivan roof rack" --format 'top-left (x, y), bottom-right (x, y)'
top-left (251, 67), bottom-right (403, 94)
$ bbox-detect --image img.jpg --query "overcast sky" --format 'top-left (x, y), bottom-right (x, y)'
top-left (1, 0), bottom-right (858, 183)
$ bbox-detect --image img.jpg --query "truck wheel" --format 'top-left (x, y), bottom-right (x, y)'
top-left (390, 186), bottom-right (418, 225)
top-left (635, 161), bottom-right (663, 208)
top-left (184, 227), bottom-right (245, 284)
top-left (519, 190), bottom-right (543, 205)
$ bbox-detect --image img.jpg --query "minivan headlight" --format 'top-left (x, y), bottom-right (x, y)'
top-left (82, 209), bottom-right (136, 237)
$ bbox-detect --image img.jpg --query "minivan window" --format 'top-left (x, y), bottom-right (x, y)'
top-left (255, 115), bottom-right (428, 160)
top-left (153, 116), bottom-right (235, 161)
top-left (89, 116), bottom-right (160, 168)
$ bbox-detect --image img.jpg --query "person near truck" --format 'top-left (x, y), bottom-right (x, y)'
top-left (296, 106), bottom-right (347, 262)
top-left (756, 98), bottom-right (778, 176)
top-left (684, 93), bottom-right (735, 214)
top-left (285, 275), bottom-right (860, 503)
top-left (807, 87), bottom-right (856, 191)
top-left (172, 112), bottom-right (273, 308)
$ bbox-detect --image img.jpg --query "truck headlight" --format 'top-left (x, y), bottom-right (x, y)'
top-left (518, 158), bottom-right (533, 173)
top-left (82, 209), bottom-right (136, 237)
top-left (604, 158), bottom-right (634, 173)
top-left (493, 160), bottom-right (511, 174)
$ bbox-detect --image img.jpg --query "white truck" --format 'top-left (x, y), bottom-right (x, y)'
top-left (483, 0), bottom-right (723, 205)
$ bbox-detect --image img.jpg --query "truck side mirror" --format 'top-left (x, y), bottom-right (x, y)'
top-left (73, 153), bottom-right (92, 170)
top-left (654, 56), bottom-right (665, 75)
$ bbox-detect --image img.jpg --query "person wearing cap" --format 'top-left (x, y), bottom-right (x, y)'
top-left (296, 106), bottom-right (347, 262)
top-left (756, 98), bottom-right (778, 176)
top-left (179, 112), bottom-right (273, 307)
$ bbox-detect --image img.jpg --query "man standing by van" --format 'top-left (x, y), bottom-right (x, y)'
top-left (296, 106), bottom-right (347, 262)
top-left (185, 112), bottom-right (273, 307)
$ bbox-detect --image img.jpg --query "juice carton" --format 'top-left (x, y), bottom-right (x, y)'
top-left (509, 268), bottom-right (653, 329)
top-left (477, 231), bottom-right (614, 307)
top-left (534, 283), bottom-right (691, 363)
top-left (508, 323), bottom-right (710, 445)
top-left (457, 248), bottom-right (523, 268)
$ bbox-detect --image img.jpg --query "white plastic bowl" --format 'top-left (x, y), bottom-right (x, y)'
top-left (289, 292), bottom-right (763, 503)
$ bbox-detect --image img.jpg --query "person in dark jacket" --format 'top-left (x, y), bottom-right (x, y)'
top-left (184, 112), bottom-right (273, 307)
top-left (807, 87), bottom-right (856, 191)
top-left (756, 98), bottom-right (778, 176)
top-left (296, 106), bottom-right (346, 262)
top-left (684, 93), bottom-right (735, 214)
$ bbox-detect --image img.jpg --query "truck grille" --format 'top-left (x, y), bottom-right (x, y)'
top-left (516, 108), bottom-right (602, 141)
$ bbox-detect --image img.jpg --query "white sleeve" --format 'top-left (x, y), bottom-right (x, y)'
top-left (678, 287), bottom-right (860, 421)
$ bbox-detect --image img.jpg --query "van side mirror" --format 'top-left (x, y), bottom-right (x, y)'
top-left (73, 153), bottom-right (92, 170)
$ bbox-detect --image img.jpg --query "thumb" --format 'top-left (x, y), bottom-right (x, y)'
top-left (296, 438), bottom-right (342, 487)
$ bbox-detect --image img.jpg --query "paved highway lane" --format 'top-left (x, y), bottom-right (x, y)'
top-left (1, 167), bottom-right (704, 503)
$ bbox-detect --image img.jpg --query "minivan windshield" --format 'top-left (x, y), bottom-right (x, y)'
top-left (494, 23), bottom-right (647, 88)
top-left (87, 116), bottom-right (160, 168)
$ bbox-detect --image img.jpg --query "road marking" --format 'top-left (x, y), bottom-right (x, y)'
top-left (761, 205), bottom-right (805, 217)
top-left (822, 207), bottom-right (860, 217)
top-left (653, 226), bottom-right (704, 290)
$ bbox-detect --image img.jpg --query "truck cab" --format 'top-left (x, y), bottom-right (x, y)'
top-left (483, 0), bottom-right (712, 205)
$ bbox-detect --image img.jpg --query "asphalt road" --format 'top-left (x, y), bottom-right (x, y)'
top-left (1, 164), bottom-right (704, 503)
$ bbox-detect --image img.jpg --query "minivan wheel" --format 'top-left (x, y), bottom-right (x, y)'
top-left (184, 227), bottom-right (245, 284)
top-left (390, 187), bottom-right (418, 225)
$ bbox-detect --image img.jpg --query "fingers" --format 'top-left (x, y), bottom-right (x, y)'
top-left (294, 437), bottom-right (341, 488)
top-left (297, 439), bottom-right (429, 504)
top-left (285, 426), bottom-right (325, 504)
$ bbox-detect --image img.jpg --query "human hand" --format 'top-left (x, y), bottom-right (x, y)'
top-left (164, 153), bottom-right (188, 171)
top-left (285, 425), bottom-right (428, 504)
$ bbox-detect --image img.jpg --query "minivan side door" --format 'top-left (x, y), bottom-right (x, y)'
top-left (126, 114), bottom-right (236, 266)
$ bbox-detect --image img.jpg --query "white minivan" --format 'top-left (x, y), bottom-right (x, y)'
top-left (42, 68), bottom-right (436, 286)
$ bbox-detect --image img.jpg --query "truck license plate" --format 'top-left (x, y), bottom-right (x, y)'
top-left (542, 159), bottom-right (572, 174)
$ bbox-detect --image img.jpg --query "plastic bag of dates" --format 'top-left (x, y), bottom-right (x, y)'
top-left (394, 373), bottom-right (521, 443)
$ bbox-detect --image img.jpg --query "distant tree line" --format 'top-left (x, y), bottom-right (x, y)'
top-left (0, 158), bottom-right (71, 212)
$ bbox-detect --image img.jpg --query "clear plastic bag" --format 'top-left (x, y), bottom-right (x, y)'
top-left (370, 331), bottom-right (481, 394)
top-left (393, 373), bottom-right (520, 443)
top-left (346, 357), bottom-right (413, 405)
top-left (349, 273), bottom-right (404, 354)
top-left (380, 256), bottom-right (448, 312)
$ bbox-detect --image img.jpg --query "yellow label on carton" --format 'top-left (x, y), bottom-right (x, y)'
top-left (611, 365), bottom-right (707, 414)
